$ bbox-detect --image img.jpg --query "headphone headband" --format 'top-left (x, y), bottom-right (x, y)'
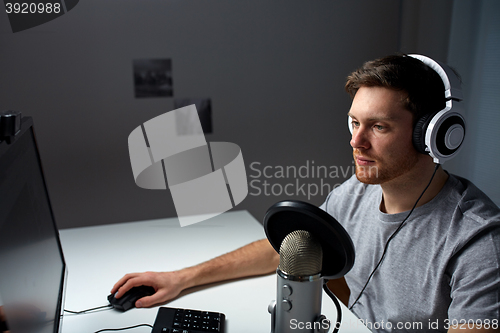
top-left (407, 54), bottom-right (463, 101)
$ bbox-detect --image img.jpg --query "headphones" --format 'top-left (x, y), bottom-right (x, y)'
top-left (348, 54), bottom-right (466, 164)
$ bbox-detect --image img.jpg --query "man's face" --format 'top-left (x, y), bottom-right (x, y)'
top-left (348, 86), bottom-right (421, 185)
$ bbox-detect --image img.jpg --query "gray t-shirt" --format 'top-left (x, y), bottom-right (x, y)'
top-left (320, 173), bottom-right (500, 332)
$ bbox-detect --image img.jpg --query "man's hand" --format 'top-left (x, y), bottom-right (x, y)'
top-left (110, 270), bottom-right (189, 308)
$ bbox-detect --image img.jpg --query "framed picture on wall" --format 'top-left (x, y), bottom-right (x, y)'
top-left (133, 58), bottom-right (173, 98)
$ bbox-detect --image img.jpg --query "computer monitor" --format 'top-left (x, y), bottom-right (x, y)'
top-left (0, 115), bottom-right (66, 333)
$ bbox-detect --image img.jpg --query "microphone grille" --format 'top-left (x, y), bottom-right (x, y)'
top-left (279, 230), bottom-right (323, 276)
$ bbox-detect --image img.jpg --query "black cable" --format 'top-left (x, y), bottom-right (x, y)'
top-left (64, 307), bottom-right (152, 332)
top-left (94, 324), bottom-right (153, 333)
top-left (349, 163), bottom-right (441, 311)
top-left (323, 279), bottom-right (342, 333)
top-left (64, 304), bottom-right (113, 314)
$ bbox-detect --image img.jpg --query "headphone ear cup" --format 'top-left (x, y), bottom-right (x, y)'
top-left (413, 113), bottom-right (433, 155)
top-left (413, 108), bottom-right (466, 162)
top-left (430, 110), bottom-right (466, 160)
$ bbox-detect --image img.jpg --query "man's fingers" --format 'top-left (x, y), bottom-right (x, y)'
top-left (111, 273), bottom-right (139, 294)
top-left (114, 275), bottom-right (145, 298)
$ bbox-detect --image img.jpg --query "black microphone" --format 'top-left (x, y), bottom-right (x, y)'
top-left (268, 230), bottom-right (330, 333)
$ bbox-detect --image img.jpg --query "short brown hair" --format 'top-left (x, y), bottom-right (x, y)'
top-left (345, 54), bottom-right (447, 123)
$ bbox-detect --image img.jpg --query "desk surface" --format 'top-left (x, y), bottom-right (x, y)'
top-left (59, 210), bottom-right (370, 333)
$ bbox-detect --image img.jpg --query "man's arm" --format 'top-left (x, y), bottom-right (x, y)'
top-left (111, 238), bottom-right (279, 308)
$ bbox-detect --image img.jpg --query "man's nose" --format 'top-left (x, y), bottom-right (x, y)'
top-left (350, 127), bottom-right (370, 150)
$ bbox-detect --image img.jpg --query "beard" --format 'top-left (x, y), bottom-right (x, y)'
top-left (353, 149), bottom-right (420, 185)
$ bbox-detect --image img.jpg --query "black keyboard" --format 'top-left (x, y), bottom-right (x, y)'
top-left (151, 307), bottom-right (225, 333)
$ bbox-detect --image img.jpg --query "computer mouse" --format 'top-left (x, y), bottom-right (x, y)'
top-left (107, 285), bottom-right (155, 311)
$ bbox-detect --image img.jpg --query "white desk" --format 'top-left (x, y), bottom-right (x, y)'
top-left (59, 210), bottom-right (370, 333)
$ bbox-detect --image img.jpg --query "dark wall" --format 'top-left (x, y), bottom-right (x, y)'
top-left (0, 1), bottom-right (404, 228)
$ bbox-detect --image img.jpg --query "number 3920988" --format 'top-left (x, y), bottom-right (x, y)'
top-left (5, 2), bottom-right (61, 14)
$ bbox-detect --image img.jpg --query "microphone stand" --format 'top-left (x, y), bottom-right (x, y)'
top-left (268, 269), bottom-right (329, 333)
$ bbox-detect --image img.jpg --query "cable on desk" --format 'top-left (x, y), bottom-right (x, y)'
top-left (323, 279), bottom-right (342, 333)
top-left (64, 304), bottom-right (113, 314)
top-left (94, 323), bottom-right (153, 333)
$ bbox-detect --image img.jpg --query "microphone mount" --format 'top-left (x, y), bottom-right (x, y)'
top-left (264, 200), bottom-right (355, 279)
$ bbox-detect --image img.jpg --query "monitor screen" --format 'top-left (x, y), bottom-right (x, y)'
top-left (0, 117), bottom-right (66, 333)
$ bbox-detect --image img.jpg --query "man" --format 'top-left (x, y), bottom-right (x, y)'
top-left (112, 55), bottom-right (500, 332)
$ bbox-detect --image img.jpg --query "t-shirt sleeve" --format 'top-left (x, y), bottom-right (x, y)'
top-left (319, 191), bottom-right (333, 212)
top-left (447, 226), bottom-right (500, 321)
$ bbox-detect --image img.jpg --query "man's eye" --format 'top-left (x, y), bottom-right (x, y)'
top-left (352, 121), bottom-right (360, 127)
top-left (374, 125), bottom-right (385, 131)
